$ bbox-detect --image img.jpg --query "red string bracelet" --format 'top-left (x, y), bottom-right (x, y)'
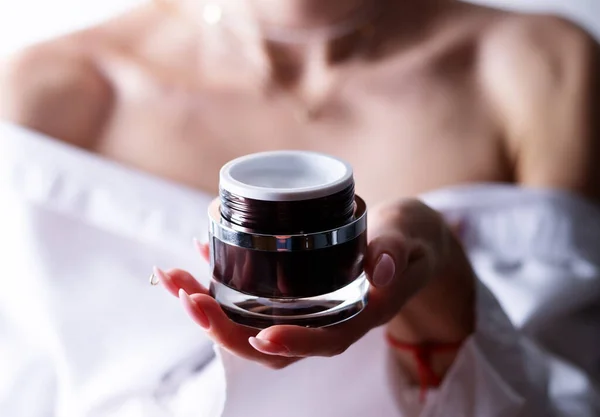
top-left (386, 332), bottom-right (463, 402)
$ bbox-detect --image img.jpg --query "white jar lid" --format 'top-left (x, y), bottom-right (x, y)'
top-left (219, 151), bottom-right (354, 202)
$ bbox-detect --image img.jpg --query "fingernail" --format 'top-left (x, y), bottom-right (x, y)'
top-left (249, 336), bottom-right (290, 356)
top-left (179, 288), bottom-right (210, 329)
top-left (193, 238), bottom-right (210, 260)
top-left (373, 253), bottom-right (395, 287)
top-left (152, 266), bottom-right (171, 284)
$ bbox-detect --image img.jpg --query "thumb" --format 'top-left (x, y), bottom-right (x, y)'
top-left (365, 231), bottom-right (432, 320)
top-left (365, 231), bottom-right (410, 289)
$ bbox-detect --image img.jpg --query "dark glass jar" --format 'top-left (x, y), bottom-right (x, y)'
top-left (208, 151), bottom-right (368, 329)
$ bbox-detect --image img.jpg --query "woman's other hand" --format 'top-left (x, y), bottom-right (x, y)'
top-left (157, 199), bottom-right (476, 371)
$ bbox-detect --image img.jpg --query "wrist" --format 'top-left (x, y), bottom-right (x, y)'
top-left (386, 331), bottom-right (464, 401)
top-left (386, 236), bottom-right (476, 387)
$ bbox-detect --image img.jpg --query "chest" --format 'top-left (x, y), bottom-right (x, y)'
top-left (97, 65), bottom-right (510, 205)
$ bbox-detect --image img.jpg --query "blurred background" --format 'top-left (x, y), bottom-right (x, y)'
top-left (0, 0), bottom-right (599, 57)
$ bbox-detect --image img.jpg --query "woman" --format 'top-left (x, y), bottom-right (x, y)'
top-left (0, 0), bottom-right (599, 416)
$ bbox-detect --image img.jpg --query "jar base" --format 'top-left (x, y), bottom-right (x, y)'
top-left (210, 274), bottom-right (369, 329)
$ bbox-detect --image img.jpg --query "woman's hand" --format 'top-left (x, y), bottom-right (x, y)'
top-left (157, 199), bottom-right (476, 370)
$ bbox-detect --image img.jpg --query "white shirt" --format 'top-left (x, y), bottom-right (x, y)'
top-left (1, 122), bottom-right (599, 417)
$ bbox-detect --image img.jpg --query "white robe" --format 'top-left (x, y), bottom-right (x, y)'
top-left (1, 122), bottom-right (599, 417)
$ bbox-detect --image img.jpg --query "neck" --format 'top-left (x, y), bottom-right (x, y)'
top-left (246, 0), bottom-right (375, 33)
top-left (175, 0), bottom-right (382, 44)
top-left (168, 0), bottom-right (448, 92)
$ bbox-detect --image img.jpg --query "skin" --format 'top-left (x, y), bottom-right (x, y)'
top-left (1, 0), bottom-right (599, 386)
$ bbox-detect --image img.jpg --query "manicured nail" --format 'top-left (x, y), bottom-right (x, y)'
top-left (179, 288), bottom-right (210, 329)
top-left (152, 266), bottom-right (171, 285)
top-left (193, 238), bottom-right (210, 261)
top-left (249, 337), bottom-right (290, 356)
top-left (373, 253), bottom-right (395, 287)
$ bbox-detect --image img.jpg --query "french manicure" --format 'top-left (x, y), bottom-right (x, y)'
top-left (193, 238), bottom-right (210, 260)
top-left (373, 253), bottom-right (395, 287)
top-left (179, 288), bottom-right (211, 330)
top-left (152, 266), bottom-right (171, 285)
top-left (249, 336), bottom-right (291, 356)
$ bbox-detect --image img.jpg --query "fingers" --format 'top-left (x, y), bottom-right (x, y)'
top-left (169, 270), bottom-right (363, 365)
top-left (252, 326), bottom-right (339, 358)
top-left (183, 292), bottom-right (298, 369)
top-left (365, 231), bottom-right (428, 312)
top-left (155, 267), bottom-right (209, 297)
top-left (194, 239), bottom-right (210, 262)
top-left (155, 263), bottom-right (297, 368)
top-left (156, 238), bottom-right (209, 296)
top-left (251, 305), bottom-right (378, 358)
top-left (345, 208), bottom-right (438, 335)
top-left (364, 231), bottom-right (411, 289)
top-left (179, 289), bottom-right (210, 328)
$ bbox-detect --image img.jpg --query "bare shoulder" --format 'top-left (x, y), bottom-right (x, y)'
top-left (478, 13), bottom-right (597, 85)
top-left (476, 12), bottom-right (600, 199)
top-left (483, 11), bottom-right (594, 46)
top-left (0, 31), bottom-right (115, 148)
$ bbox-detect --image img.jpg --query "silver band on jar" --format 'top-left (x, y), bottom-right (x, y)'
top-left (208, 196), bottom-right (367, 252)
